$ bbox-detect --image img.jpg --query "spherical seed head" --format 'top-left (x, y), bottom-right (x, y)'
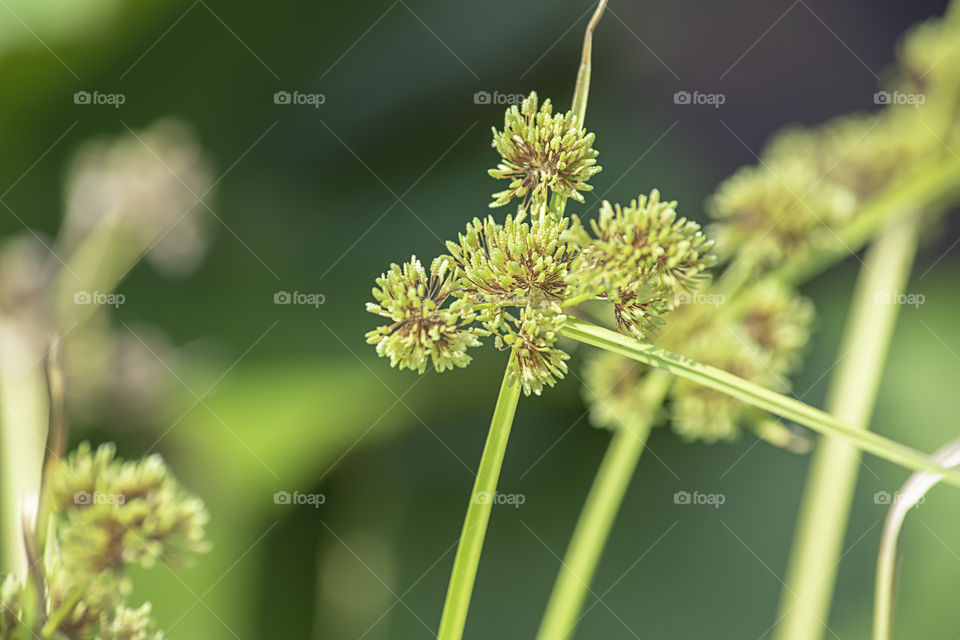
top-left (571, 190), bottom-right (715, 294)
top-left (737, 281), bottom-right (815, 373)
top-left (709, 159), bottom-right (857, 269)
top-left (566, 190), bottom-right (715, 340)
top-left (446, 213), bottom-right (575, 312)
top-left (895, 10), bottom-right (960, 99)
top-left (765, 114), bottom-right (924, 205)
top-left (365, 255), bottom-right (483, 374)
top-left (500, 309), bottom-right (569, 396)
top-left (581, 350), bottom-right (656, 430)
top-left (660, 283), bottom-right (814, 442)
top-left (489, 92), bottom-right (601, 212)
top-left (581, 281), bottom-right (814, 442)
top-left (607, 284), bottom-right (670, 342)
top-left (51, 442), bottom-right (210, 574)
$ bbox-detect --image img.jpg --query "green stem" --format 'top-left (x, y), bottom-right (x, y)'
top-left (0, 319), bottom-right (48, 577)
top-left (874, 520), bottom-right (898, 640)
top-left (558, 317), bottom-right (960, 485)
top-left (37, 335), bottom-right (66, 552)
top-left (437, 352), bottom-right (522, 640)
top-left (536, 369), bottom-right (671, 640)
top-left (570, 0), bottom-right (608, 125)
top-left (774, 216), bottom-right (920, 640)
top-left (547, 0), bottom-right (607, 221)
top-left (873, 437), bottom-right (960, 640)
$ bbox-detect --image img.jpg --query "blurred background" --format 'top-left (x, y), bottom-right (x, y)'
top-left (1, 0), bottom-right (959, 637)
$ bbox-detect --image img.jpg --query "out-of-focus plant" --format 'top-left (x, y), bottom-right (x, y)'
top-left (873, 436), bottom-right (960, 640)
top-left (0, 119), bottom-right (214, 577)
top-left (0, 341), bottom-right (209, 640)
top-left (361, 1), bottom-right (960, 638)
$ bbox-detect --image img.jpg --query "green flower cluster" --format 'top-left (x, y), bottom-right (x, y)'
top-left (489, 92), bottom-right (601, 210)
top-left (577, 4), bottom-right (960, 443)
top-left (447, 212), bottom-right (574, 309)
top-left (584, 282), bottom-right (814, 443)
top-left (365, 256), bottom-right (482, 374)
top-left (710, 7), bottom-right (960, 273)
top-left (366, 93), bottom-right (715, 397)
top-left (567, 191), bottom-right (716, 340)
top-left (0, 442), bottom-right (209, 640)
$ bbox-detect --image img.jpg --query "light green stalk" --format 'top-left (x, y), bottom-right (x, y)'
top-left (0, 319), bottom-right (48, 576)
top-left (774, 216), bottom-right (920, 640)
top-left (874, 437), bottom-right (960, 640)
top-left (570, 0), bottom-right (608, 125)
top-left (437, 352), bottom-right (522, 640)
top-left (536, 369), bottom-right (671, 640)
top-left (559, 317), bottom-right (960, 485)
top-left (549, 0), bottom-right (607, 219)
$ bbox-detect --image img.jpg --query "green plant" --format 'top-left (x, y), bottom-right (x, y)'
top-left (0, 341), bottom-right (209, 640)
top-left (363, 2), bottom-right (960, 638)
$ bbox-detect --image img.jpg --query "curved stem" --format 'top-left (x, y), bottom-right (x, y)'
top-left (774, 216), bottom-right (920, 640)
top-left (559, 317), bottom-right (960, 485)
top-left (536, 369), bottom-right (670, 640)
top-left (437, 352), bottom-right (522, 640)
top-left (874, 437), bottom-right (960, 640)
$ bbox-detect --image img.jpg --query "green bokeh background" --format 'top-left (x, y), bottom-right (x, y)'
top-left (2, 0), bottom-right (959, 637)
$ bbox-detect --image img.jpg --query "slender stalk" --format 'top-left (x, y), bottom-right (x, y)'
top-left (0, 320), bottom-right (48, 576)
top-left (37, 335), bottom-right (67, 551)
top-left (559, 317), bottom-right (960, 485)
top-left (874, 437), bottom-right (960, 640)
top-left (774, 216), bottom-right (920, 640)
top-left (437, 352), bottom-right (522, 640)
top-left (549, 0), bottom-right (607, 219)
top-left (536, 369), bottom-right (671, 640)
top-left (570, 0), bottom-right (608, 125)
